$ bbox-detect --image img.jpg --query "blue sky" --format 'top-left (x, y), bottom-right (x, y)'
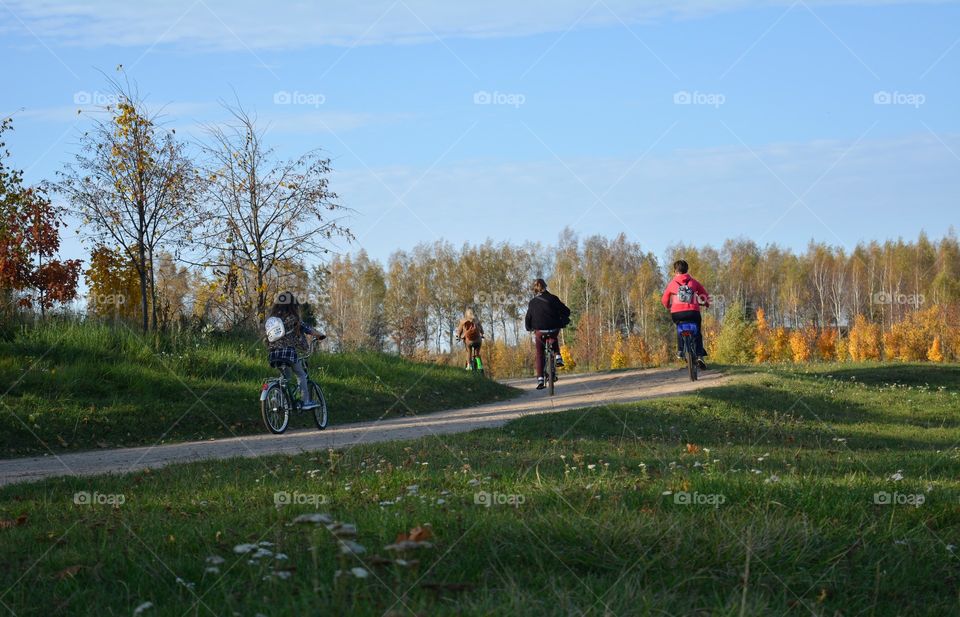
top-left (2, 0), bottom-right (958, 268)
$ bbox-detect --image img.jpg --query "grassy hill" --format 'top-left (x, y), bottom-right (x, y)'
top-left (1, 363), bottom-right (958, 615)
top-left (0, 320), bottom-right (519, 458)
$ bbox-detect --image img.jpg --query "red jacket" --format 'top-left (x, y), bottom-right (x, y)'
top-left (661, 274), bottom-right (709, 313)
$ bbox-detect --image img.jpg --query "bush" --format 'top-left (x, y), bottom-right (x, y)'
top-left (712, 302), bottom-right (756, 364)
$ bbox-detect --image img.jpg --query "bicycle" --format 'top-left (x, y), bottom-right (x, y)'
top-left (539, 329), bottom-right (560, 396)
top-left (676, 322), bottom-right (699, 382)
top-left (455, 336), bottom-right (485, 375)
top-left (260, 339), bottom-right (328, 434)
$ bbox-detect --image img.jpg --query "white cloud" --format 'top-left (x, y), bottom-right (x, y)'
top-left (2, 0), bottom-right (953, 50)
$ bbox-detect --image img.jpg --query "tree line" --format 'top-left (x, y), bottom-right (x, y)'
top-left (2, 72), bottom-right (957, 374)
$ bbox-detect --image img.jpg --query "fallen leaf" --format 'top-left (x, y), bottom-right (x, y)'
top-left (54, 565), bottom-right (82, 580)
top-left (0, 513), bottom-right (27, 529)
top-left (685, 443), bottom-right (701, 454)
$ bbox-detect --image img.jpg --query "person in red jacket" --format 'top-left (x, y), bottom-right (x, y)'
top-left (661, 259), bottom-right (709, 369)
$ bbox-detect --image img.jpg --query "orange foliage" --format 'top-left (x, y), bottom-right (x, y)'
top-left (848, 315), bottom-right (882, 361)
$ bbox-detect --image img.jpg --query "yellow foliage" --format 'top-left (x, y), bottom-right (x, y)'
top-left (848, 315), bottom-right (882, 361)
top-left (886, 307), bottom-right (943, 361)
top-left (789, 327), bottom-right (815, 363)
top-left (816, 329), bottom-right (837, 360)
top-left (770, 327), bottom-right (791, 362)
top-left (610, 334), bottom-right (627, 369)
top-left (627, 335), bottom-right (651, 367)
top-left (754, 307), bottom-right (772, 363)
top-left (560, 344), bottom-right (576, 370)
top-left (928, 336), bottom-right (944, 363)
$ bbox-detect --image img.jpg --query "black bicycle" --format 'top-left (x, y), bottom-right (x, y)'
top-left (539, 329), bottom-right (560, 396)
top-left (260, 340), bottom-right (328, 434)
top-left (676, 322), bottom-right (699, 381)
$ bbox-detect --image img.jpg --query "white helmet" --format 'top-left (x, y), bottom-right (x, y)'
top-left (265, 316), bottom-right (286, 342)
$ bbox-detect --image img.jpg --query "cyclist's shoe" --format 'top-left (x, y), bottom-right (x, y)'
top-left (677, 351), bottom-right (685, 360)
top-left (536, 377), bottom-right (546, 390)
top-left (696, 358), bottom-right (707, 370)
top-left (302, 400), bottom-right (320, 410)
top-left (555, 354), bottom-right (565, 367)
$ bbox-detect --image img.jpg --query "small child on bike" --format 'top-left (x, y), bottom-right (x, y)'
top-left (265, 291), bottom-right (325, 410)
top-left (454, 308), bottom-right (484, 369)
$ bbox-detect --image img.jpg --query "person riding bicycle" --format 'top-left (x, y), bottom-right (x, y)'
top-left (454, 308), bottom-right (484, 370)
top-left (661, 260), bottom-right (709, 370)
top-left (524, 278), bottom-right (571, 390)
top-left (265, 291), bottom-right (326, 410)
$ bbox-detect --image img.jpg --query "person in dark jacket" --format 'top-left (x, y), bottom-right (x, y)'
top-left (524, 278), bottom-right (571, 389)
top-left (266, 291), bottom-right (326, 409)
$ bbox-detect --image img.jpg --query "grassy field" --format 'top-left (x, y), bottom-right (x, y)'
top-left (0, 320), bottom-right (518, 458)
top-left (1, 363), bottom-right (958, 615)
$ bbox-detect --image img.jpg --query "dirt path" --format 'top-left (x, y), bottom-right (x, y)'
top-left (0, 367), bottom-right (728, 487)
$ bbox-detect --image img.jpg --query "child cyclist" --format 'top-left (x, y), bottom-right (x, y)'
top-left (454, 308), bottom-right (485, 369)
top-left (265, 291), bottom-right (326, 409)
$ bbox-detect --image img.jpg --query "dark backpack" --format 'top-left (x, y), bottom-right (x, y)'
top-left (677, 283), bottom-right (695, 304)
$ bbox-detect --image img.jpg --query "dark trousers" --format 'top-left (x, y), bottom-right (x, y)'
top-left (671, 311), bottom-right (707, 357)
top-left (534, 331), bottom-right (560, 378)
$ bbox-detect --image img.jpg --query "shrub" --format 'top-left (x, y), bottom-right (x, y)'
top-left (712, 302), bottom-right (756, 364)
top-left (848, 315), bottom-right (882, 361)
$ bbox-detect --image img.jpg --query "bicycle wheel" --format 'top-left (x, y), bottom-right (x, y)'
top-left (547, 344), bottom-right (556, 396)
top-left (309, 381), bottom-right (328, 430)
top-left (685, 340), bottom-right (698, 382)
top-left (261, 383), bottom-right (290, 434)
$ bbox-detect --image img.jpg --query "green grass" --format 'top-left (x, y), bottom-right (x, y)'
top-left (0, 320), bottom-right (518, 457)
top-left (2, 363), bottom-right (959, 615)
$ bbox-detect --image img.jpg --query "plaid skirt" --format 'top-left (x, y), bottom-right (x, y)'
top-left (268, 346), bottom-right (298, 368)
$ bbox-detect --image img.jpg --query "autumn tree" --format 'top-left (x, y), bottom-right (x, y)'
top-left (57, 76), bottom-right (197, 331)
top-left (0, 118), bottom-right (81, 315)
top-left (197, 103), bottom-right (351, 326)
top-left (85, 245), bottom-right (141, 320)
